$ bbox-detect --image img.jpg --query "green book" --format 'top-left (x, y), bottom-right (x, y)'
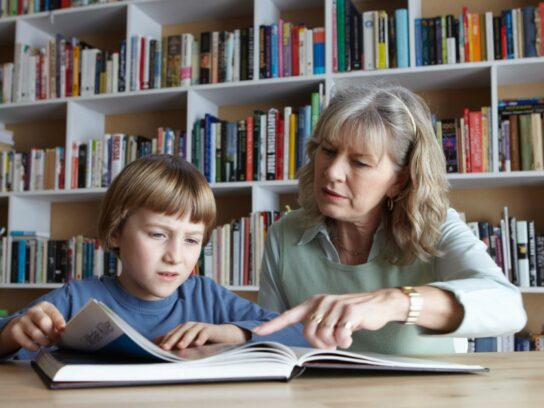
top-left (518, 114), bottom-right (533, 171)
top-left (337, 0), bottom-right (345, 72)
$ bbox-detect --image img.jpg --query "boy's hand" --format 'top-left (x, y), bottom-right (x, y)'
top-left (156, 323), bottom-right (250, 350)
top-left (0, 301), bottom-right (66, 355)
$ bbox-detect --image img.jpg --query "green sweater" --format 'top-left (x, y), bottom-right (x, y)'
top-left (258, 209), bottom-right (526, 355)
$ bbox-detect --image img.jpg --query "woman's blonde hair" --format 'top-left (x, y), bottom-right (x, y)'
top-left (298, 84), bottom-right (450, 264)
top-left (98, 155), bottom-right (216, 251)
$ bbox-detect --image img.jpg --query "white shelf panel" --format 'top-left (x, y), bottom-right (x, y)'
top-left (75, 89), bottom-right (188, 114)
top-left (447, 171), bottom-right (544, 189)
top-left (520, 287), bottom-right (544, 294)
top-left (496, 58), bottom-right (544, 85)
top-left (0, 100), bottom-right (66, 124)
top-left (195, 75), bottom-right (325, 106)
top-left (11, 188), bottom-right (107, 202)
top-left (333, 63), bottom-right (492, 91)
top-left (27, 4), bottom-right (127, 37)
top-left (134, 0), bottom-right (253, 25)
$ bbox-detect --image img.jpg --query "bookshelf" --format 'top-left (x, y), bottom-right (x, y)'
top-left (0, 0), bottom-right (543, 341)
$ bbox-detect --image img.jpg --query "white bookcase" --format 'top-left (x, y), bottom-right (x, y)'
top-left (0, 0), bottom-right (543, 333)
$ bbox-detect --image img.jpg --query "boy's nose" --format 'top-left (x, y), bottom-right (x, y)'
top-left (163, 242), bottom-right (183, 264)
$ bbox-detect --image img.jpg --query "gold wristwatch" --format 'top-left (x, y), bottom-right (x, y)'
top-left (399, 286), bottom-right (423, 325)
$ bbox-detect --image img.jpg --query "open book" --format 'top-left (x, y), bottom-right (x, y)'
top-left (33, 299), bottom-right (488, 389)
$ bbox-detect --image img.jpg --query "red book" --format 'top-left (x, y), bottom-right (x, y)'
top-left (245, 116), bottom-right (254, 181)
top-left (291, 25), bottom-right (300, 76)
top-left (71, 142), bottom-right (79, 189)
top-left (463, 6), bottom-right (470, 62)
top-left (468, 110), bottom-right (483, 173)
top-left (140, 37), bottom-right (145, 90)
top-left (500, 23), bottom-right (507, 59)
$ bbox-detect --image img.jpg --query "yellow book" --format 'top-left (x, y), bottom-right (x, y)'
top-left (377, 11), bottom-right (388, 69)
top-left (289, 113), bottom-right (297, 179)
top-left (471, 13), bottom-right (481, 61)
top-left (481, 107), bottom-right (489, 172)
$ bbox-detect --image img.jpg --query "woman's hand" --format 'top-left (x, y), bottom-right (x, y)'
top-left (156, 323), bottom-right (250, 350)
top-left (0, 301), bottom-right (66, 355)
top-left (252, 289), bottom-right (408, 349)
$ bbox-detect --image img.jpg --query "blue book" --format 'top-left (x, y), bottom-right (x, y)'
top-left (203, 114), bottom-right (219, 182)
top-left (522, 6), bottom-right (537, 57)
top-left (270, 23), bottom-right (279, 78)
top-left (313, 28), bottom-right (325, 74)
top-left (396, 9), bottom-right (410, 68)
top-left (503, 10), bottom-right (514, 59)
top-left (414, 18), bottom-right (422, 66)
top-left (474, 337), bottom-right (497, 352)
top-left (18, 239), bottom-right (26, 284)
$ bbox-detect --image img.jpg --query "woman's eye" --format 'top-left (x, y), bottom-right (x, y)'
top-left (321, 146), bottom-right (336, 155)
top-left (353, 160), bottom-right (368, 168)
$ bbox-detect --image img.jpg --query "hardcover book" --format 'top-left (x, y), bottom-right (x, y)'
top-left (33, 299), bottom-right (487, 389)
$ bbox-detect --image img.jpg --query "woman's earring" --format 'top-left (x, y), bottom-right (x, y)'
top-left (387, 197), bottom-right (394, 212)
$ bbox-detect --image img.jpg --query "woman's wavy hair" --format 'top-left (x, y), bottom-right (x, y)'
top-left (298, 84), bottom-right (450, 264)
top-left (98, 154), bottom-right (216, 252)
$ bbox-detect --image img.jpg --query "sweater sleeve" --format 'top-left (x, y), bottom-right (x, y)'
top-left (0, 283), bottom-right (74, 361)
top-left (205, 280), bottom-right (308, 347)
top-left (428, 209), bottom-right (527, 338)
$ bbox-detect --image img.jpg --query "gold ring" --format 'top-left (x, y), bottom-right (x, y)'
top-left (319, 321), bottom-right (333, 329)
top-left (338, 320), bottom-right (353, 331)
top-left (308, 313), bottom-right (324, 325)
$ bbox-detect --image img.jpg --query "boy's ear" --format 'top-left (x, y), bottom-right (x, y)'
top-left (110, 231), bottom-right (119, 248)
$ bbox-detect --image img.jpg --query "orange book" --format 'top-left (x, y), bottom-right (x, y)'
top-left (288, 113), bottom-right (297, 179)
top-left (471, 13), bottom-right (482, 61)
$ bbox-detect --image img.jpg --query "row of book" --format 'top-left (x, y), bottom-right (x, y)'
top-left (332, 2), bottom-right (410, 72)
top-left (195, 211), bottom-right (280, 287)
top-left (133, 28), bottom-right (255, 92)
top-left (498, 97), bottom-right (544, 172)
top-left (0, 0), bottom-right (117, 18)
top-left (472, 333), bottom-right (544, 352)
top-left (0, 147), bottom-right (65, 192)
top-left (70, 128), bottom-right (184, 190)
top-left (0, 231), bottom-right (119, 285)
top-left (191, 88), bottom-right (323, 183)
top-left (1, 35), bottom-right (126, 104)
top-left (434, 107), bottom-right (494, 174)
top-left (467, 207), bottom-right (544, 288)
top-left (415, 4), bottom-right (544, 66)
top-left (259, 22), bottom-right (325, 78)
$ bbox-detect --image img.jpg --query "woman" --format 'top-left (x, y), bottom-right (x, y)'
top-left (253, 85), bottom-right (527, 354)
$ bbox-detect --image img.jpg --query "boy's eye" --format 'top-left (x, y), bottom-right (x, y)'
top-left (149, 232), bottom-right (166, 239)
top-left (186, 238), bottom-right (202, 245)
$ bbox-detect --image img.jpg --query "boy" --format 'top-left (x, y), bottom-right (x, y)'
top-left (0, 155), bottom-right (307, 359)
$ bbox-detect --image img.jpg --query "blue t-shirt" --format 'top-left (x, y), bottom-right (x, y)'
top-left (0, 275), bottom-right (308, 360)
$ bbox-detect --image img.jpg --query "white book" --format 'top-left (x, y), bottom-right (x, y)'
top-left (485, 11), bottom-right (494, 61)
top-left (181, 33), bottom-right (193, 86)
top-left (110, 133), bottom-right (125, 181)
top-left (516, 220), bottom-right (530, 287)
top-left (191, 39), bottom-right (200, 85)
top-left (111, 53), bottom-right (119, 93)
top-left (531, 113), bottom-right (543, 170)
top-left (446, 38), bottom-right (456, 64)
top-left (305, 28), bottom-right (313, 75)
top-left (511, 9), bottom-right (519, 59)
top-left (362, 12), bottom-right (375, 70)
top-left (233, 29), bottom-right (241, 82)
top-left (143, 36), bottom-right (151, 90)
top-left (2, 63), bottom-right (13, 103)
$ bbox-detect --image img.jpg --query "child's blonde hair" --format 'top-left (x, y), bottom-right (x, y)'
top-left (98, 155), bottom-right (216, 251)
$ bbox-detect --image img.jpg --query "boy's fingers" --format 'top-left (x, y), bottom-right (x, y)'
top-left (253, 305), bottom-right (309, 335)
top-left (40, 303), bottom-right (66, 330)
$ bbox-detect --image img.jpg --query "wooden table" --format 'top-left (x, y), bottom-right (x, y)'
top-left (1, 352), bottom-right (543, 407)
